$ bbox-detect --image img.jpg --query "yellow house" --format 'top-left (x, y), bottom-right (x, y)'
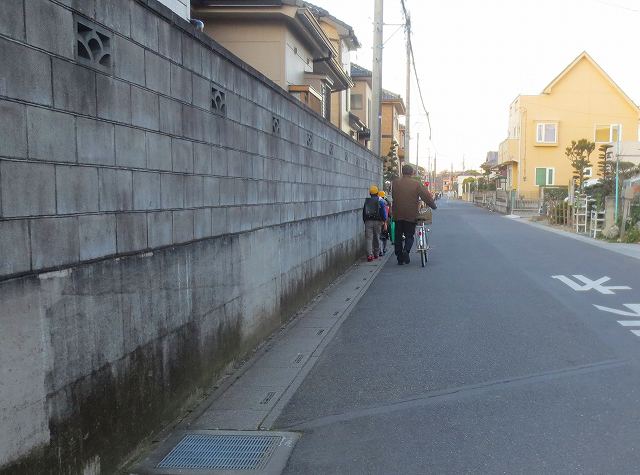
top-left (498, 52), bottom-right (640, 197)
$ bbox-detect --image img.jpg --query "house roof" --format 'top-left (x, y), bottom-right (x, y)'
top-left (382, 89), bottom-right (402, 101)
top-left (542, 51), bottom-right (639, 113)
top-left (192, 1), bottom-right (360, 48)
top-left (350, 63), bottom-right (371, 78)
top-left (382, 89), bottom-right (406, 115)
top-left (303, 2), bottom-right (361, 49)
top-left (192, 1), bottom-right (303, 6)
top-left (192, 0), bottom-right (353, 90)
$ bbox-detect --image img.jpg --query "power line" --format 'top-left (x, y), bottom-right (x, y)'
top-left (590, 0), bottom-right (640, 13)
top-left (399, 0), bottom-right (432, 140)
top-left (409, 32), bottom-right (432, 140)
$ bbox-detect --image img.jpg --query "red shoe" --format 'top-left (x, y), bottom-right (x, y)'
top-left (367, 255), bottom-right (374, 262)
top-left (373, 254), bottom-right (378, 260)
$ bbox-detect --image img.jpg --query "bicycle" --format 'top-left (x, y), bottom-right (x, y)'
top-left (415, 219), bottom-right (430, 267)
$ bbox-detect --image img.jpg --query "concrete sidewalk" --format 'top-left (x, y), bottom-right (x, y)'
top-left (130, 252), bottom-right (391, 474)
top-left (511, 216), bottom-right (640, 260)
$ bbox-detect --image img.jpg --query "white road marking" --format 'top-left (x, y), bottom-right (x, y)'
top-left (630, 330), bottom-right (640, 337)
top-left (552, 275), bottom-right (631, 294)
top-left (594, 304), bottom-right (640, 317)
top-left (617, 321), bottom-right (640, 326)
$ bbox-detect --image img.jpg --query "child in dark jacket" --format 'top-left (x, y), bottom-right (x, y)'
top-left (363, 185), bottom-right (387, 261)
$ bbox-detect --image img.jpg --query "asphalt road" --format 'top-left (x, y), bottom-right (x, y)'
top-left (274, 199), bottom-right (640, 474)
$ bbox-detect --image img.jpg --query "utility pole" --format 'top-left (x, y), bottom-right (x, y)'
top-left (450, 162), bottom-right (453, 196)
top-left (433, 153), bottom-right (437, 191)
top-left (427, 149), bottom-right (431, 186)
top-left (404, 13), bottom-right (411, 166)
top-left (416, 132), bottom-right (419, 171)
top-left (371, 0), bottom-right (384, 158)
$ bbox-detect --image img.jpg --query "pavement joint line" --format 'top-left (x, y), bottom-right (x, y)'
top-left (511, 217), bottom-right (640, 261)
top-left (129, 251), bottom-right (392, 470)
top-left (129, 258), bottom-right (369, 458)
top-left (279, 358), bottom-right (629, 431)
top-left (150, 252), bottom-right (390, 439)
top-left (258, 252), bottom-right (392, 430)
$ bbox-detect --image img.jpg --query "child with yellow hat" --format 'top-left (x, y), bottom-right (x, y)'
top-left (362, 185), bottom-right (387, 261)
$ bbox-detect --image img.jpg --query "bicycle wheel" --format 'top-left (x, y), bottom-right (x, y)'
top-left (420, 249), bottom-right (425, 267)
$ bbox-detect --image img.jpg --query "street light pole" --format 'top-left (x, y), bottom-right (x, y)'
top-left (371, 0), bottom-right (384, 158)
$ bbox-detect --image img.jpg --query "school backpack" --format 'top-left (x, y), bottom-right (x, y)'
top-left (363, 197), bottom-right (380, 220)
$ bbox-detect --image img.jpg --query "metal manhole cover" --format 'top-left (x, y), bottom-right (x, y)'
top-left (135, 430), bottom-right (300, 474)
top-left (157, 434), bottom-right (280, 470)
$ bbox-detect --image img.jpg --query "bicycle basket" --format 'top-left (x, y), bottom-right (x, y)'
top-left (416, 207), bottom-right (432, 224)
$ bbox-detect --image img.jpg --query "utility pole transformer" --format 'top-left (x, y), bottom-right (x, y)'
top-left (404, 13), bottom-right (411, 166)
top-left (371, 0), bottom-right (384, 158)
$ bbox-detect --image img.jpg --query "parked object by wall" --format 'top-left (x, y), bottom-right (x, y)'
top-left (0, 0), bottom-right (380, 473)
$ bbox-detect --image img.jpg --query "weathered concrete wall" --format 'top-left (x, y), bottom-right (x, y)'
top-left (0, 1), bottom-right (380, 473)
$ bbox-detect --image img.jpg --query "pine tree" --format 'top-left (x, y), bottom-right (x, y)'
top-left (597, 144), bottom-right (614, 196)
top-left (383, 139), bottom-right (399, 182)
top-left (565, 139), bottom-right (596, 192)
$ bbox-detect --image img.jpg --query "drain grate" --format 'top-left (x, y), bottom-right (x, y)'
top-left (316, 329), bottom-right (325, 336)
top-left (293, 353), bottom-right (305, 364)
top-left (157, 434), bottom-right (281, 470)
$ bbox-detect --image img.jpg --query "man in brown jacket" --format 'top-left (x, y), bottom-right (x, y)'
top-left (391, 164), bottom-right (437, 265)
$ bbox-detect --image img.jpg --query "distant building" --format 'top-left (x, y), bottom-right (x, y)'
top-left (350, 63), bottom-right (373, 148)
top-left (306, 3), bottom-right (360, 134)
top-left (192, 0), bottom-right (354, 124)
top-left (381, 89), bottom-right (406, 159)
top-left (614, 142), bottom-right (640, 166)
top-left (498, 51), bottom-right (640, 196)
top-left (485, 151), bottom-right (498, 166)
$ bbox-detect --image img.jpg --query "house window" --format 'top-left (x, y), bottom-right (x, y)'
top-left (584, 167), bottom-right (593, 178)
top-left (351, 93), bottom-right (363, 110)
top-left (595, 124), bottom-right (621, 143)
top-left (536, 123), bottom-right (557, 144)
top-left (367, 98), bottom-right (371, 125)
top-left (535, 167), bottom-right (555, 186)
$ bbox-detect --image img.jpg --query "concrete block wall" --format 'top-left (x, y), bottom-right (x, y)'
top-left (0, 0), bottom-right (380, 473)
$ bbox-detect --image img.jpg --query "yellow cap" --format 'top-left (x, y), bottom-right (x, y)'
top-left (369, 185), bottom-right (379, 194)
top-left (378, 191), bottom-right (386, 198)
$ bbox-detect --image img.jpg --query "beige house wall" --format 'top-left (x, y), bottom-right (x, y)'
top-left (350, 80), bottom-right (371, 127)
top-left (202, 21), bottom-right (288, 89)
top-left (381, 102), bottom-right (400, 158)
top-left (283, 28), bottom-right (315, 86)
top-left (318, 20), bottom-right (351, 133)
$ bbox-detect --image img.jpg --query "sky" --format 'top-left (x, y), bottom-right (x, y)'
top-left (311, 0), bottom-right (640, 172)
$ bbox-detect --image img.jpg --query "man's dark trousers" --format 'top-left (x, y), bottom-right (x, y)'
top-left (394, 220), bottom-right (416, 259)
